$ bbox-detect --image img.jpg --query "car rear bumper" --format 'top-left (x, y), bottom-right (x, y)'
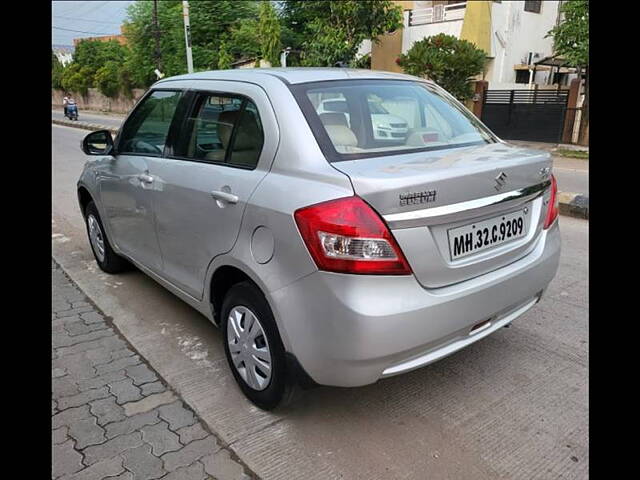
top-left (270, 222), bottom-right (560, 387)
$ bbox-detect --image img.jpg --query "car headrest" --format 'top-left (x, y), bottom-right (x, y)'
top-left (218, 109), bottom-right (262, 150)
top-left (324, 125), bottom-right (358, 147)
top-left (319, 112), bottom-right (348, 127)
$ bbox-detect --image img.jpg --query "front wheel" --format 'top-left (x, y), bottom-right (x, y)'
top-left (221, 282), bottom-right (294, 410)
top-left (84, 201), bottom-right (130, 273)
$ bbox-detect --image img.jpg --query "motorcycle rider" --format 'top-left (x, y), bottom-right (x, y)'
top-left (63, 94), bottom-right (69, 116)
top-left (64, 95), bottom-right (77, 119)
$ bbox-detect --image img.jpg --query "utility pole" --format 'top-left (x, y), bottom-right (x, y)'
top-left (152, 0), bottom-right (162, 73)
top-left (182, 1), bottom-right (194, 73)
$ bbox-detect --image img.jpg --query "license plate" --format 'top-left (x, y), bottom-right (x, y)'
top-left (448, 210), bottom-right (527, 260)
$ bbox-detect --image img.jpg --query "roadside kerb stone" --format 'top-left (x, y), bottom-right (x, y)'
top-left (53, 118), bottom-right (118, 136)
top-left (558, 191), bottom-right (589, 220)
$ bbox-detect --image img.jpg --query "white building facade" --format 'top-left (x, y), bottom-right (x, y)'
top-left (367, 1), bottom-right (576, 89)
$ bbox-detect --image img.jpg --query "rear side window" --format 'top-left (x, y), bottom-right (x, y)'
top-left (176, 93), bottom-right (264, 169)
top-left (118, 90), bottom-right (182, 156)
top-left (291, 80), bottom-right (495, 162)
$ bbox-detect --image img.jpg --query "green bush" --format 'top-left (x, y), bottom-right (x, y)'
top-left (397, 33), bottom-right (486, 101)
top-left (95, 61), bottom-right (121, 98)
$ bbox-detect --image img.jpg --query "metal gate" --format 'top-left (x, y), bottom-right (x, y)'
top-left (481, 89), bottom-right (569, 143)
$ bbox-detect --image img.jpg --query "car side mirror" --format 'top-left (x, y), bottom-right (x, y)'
top-left (81, 130), bottom-right (114, 156)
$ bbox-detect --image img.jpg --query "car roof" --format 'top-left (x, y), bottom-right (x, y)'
top-left (154, 67), bottom-right (431, 87)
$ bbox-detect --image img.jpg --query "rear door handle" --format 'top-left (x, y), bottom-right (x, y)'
top-left (138, 173), bottom-right (154, 184)
top-left (210, 190), bottom-right (238, 204)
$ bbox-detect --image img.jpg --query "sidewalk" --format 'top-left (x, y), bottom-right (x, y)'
top-left (52, 260), bottom-right (253, 480)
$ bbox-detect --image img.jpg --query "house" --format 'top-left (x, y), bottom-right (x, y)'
top-left (73, 26), bottom-right (128, 47)
top-left (52, 45), bottom-right (74, 66)
top-left (367, 1), bottom-right (578, 89)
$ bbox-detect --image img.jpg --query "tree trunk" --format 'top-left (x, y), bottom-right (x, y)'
top-left (578, 66), bottom-right (589, 146)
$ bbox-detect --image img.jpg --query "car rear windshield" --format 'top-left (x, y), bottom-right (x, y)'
top-left (290, 80), bottom-right (496, 162)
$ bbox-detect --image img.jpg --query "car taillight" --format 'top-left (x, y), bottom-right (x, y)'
top-left (294, 196), bottom-right (412, 275)
top-left (544, 174), bottom-right (559, 229)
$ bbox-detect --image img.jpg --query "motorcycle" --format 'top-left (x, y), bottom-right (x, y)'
top-left (65, 103), bottom-right (78, 121)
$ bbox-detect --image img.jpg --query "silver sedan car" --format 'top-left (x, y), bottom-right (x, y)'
top-left (78, 68), bottom-right (560, 409)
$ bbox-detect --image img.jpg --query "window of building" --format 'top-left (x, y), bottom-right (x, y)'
top-left (515, 70), bottom-right (530, 84)
top-left (524, 1), bottom-right (542, 13)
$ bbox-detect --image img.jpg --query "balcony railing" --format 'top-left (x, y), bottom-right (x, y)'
top-left (408, 2), bottom-right (467, 26)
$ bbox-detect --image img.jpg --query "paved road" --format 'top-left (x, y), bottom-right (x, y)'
top-left (553, 157), bottom-right (589, 195)
top-left (507, 140), bottom-right (588, 195)
top-left (53, 124), bottom-right (588, 480)
top-left (53, 260), bottom-right (250, 479)
top-left (52, 109), bottom-right (124, 129)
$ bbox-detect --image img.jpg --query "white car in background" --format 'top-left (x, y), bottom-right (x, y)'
top-left (316, 98), bottom-right (409, 141)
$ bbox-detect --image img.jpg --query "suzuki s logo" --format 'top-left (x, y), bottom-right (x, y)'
top-left (539, 166), bottom-right (551, 179)
top-left (494, 172), bottom-right (508, 191)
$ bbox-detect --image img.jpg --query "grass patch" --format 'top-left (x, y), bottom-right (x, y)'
top-left (554, 148), bottom-right (589, 159)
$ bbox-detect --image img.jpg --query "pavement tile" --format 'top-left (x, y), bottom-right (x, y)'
top-left (123, 391), bottom-right (176, 417)
top-left (158, 401), bottom-right (197, 431)
top-left (121, 443), bottom-right (166, 480)
top-left (82, 431), bottom-right (144, 466)
top-left (67, 415), bottom-right (106, 449)
top-left (140, 381), bottom-right (166, 396)
top-left (161, 462), bottom-right (207, 480)
top-left (53, 375), bottom-right (80, 398)
top-left (53, 405), bottom-right (91, 430)
top-left (52, 439), bottom-right (84, 478)
top-left (80, 311), bottom-right (106, 324)
top-left (95, 355), bottom-right (141, 376)
top-left (140, 421), bottom-right (183, 456)
top-left (161, 436), bottom-right (220, 472)
top-left (201, 449), bottom-right (247, 480)
top-left (52, 260), bottom-right (248, 480)
top-left (59, 456), bottom-right (125, 480)
top-left (125, 363), bottom-right (159, 386)
top-left (57, 386), bottom-right (111, 411)
top-left (176, 423), bottom-right (209, 446)
top-left (109, 377), bottom-right (143, 404)
top-left (53, 426), bottom-right (69, 445)
top-left (104, 410), bottom-right (161, 439)
top-left (89, 396), bottom-right (126, 426)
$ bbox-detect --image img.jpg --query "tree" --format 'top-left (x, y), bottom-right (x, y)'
top-left (397, 33), bottom-right (486, 101)
top-left (228, 20), bottom-right (261, 60)
top-left (95, 61), bottom-right (121, 98)
top-left (124, 0), bottom-right (260, 81)
top-left (280, 1), bottom-right (402, 67)
top-left (124, 0), bottom-right (185, 86)
top-left (258, 1), bottom-right (281, 66)
top-left (61, 64), bottom-right (93, 96)
top-left (217, 39), bottom-right (233, 69)
top-left (547, 0), bottom-right (589, 144)
top-left (52, 51), bottom-right (64, 89)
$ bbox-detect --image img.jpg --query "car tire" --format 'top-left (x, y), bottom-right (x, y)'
top-left (221, 281), bottom-right (294, 410)
top-left (84, 201), bottom-right (130, 274)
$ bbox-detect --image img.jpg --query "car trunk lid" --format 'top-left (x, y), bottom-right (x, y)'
top-left (331, 142), bottom-right (553, 288)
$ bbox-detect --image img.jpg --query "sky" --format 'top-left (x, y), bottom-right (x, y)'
top-left (52, 1), bottom-right (135, 47)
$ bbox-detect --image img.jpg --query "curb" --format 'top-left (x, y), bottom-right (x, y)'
top-left (52, 118), bottom-right (118, 135)
top-left (558, 192), bottom-right (589, 220)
